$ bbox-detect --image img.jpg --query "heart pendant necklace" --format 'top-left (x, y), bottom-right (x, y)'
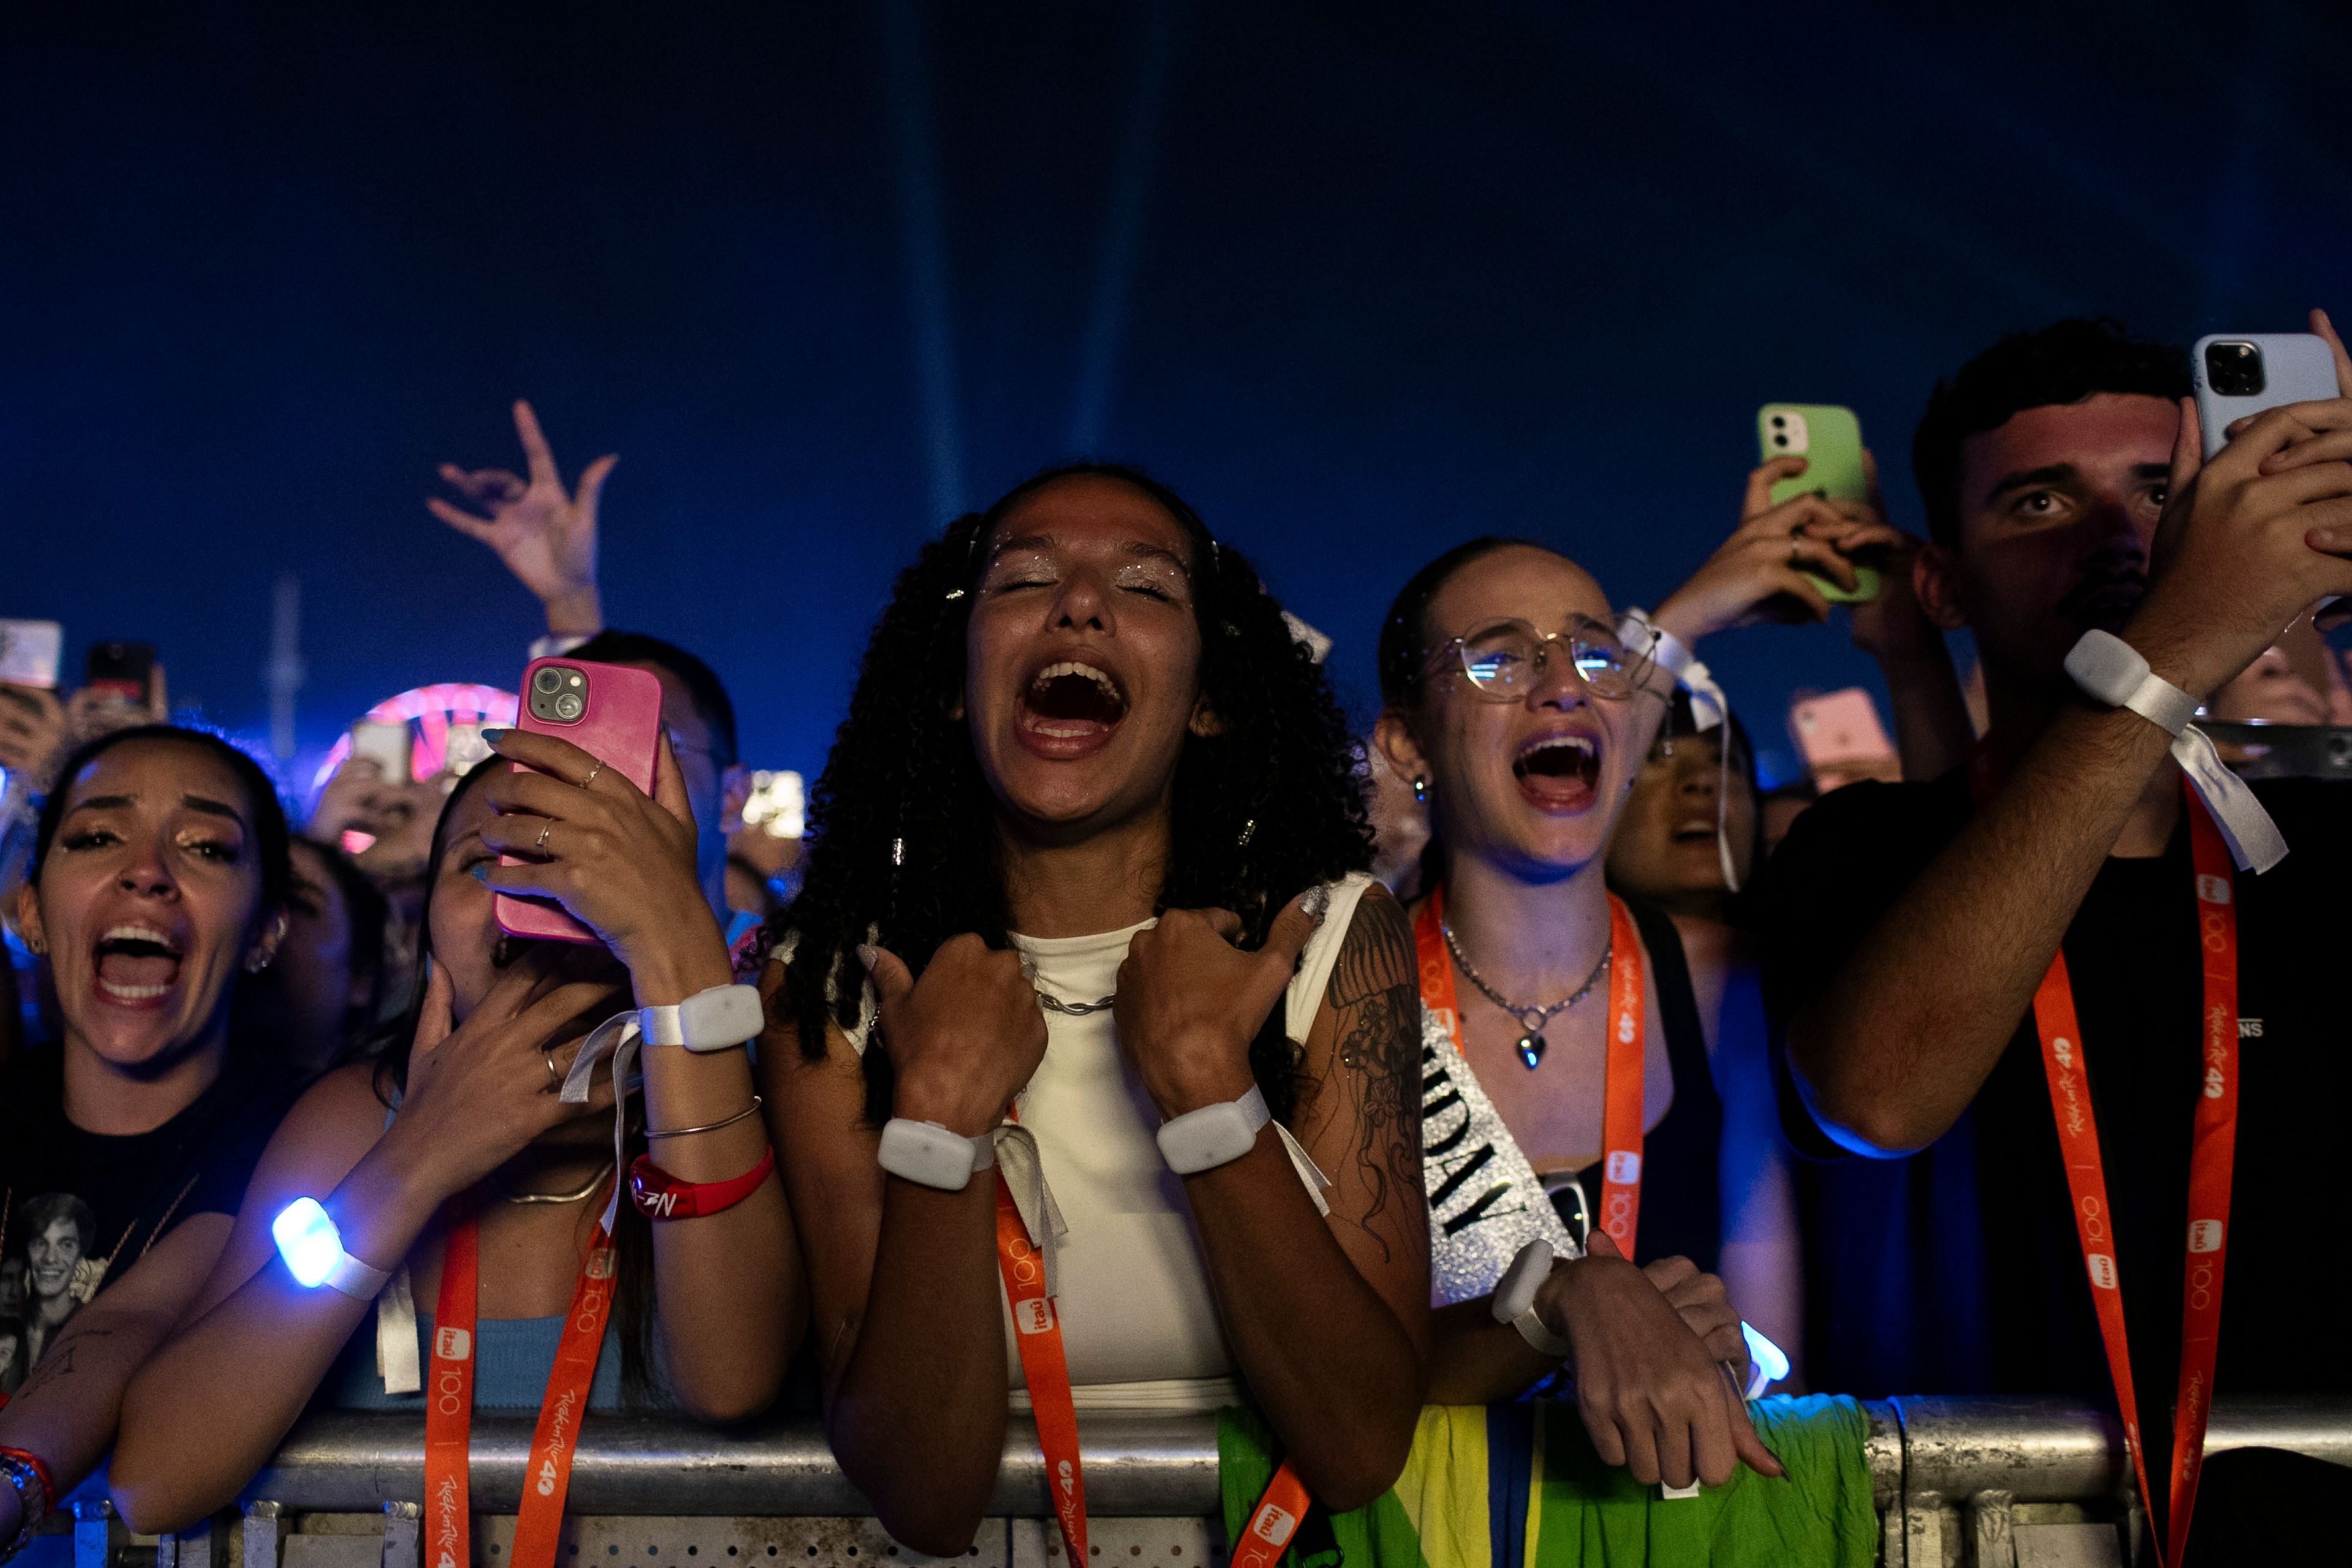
top-left (1439, 919), bottom-right (1611, 1069)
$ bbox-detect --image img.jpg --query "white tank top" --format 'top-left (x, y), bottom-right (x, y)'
top-left (994, 874), bottom-right (1374, 1412)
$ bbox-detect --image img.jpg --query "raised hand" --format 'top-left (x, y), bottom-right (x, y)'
top-left (473, 727), bottom-right (722, 1002)
top-left (1649, 456), bottom-right (1906, 644)
top-left (1535, 1230), bottom-right (1782, 1490)
top-left (862, 934), bottom-right (1047, 1137)
top-left (428, 400), bottom-right (614, 635)
top-left (386, 957), bottom-right (628, 1199)
top-left (2128, 317), bottom-right (2352, 700)
top-left (1114, 892), bottom-right (1322, 1120)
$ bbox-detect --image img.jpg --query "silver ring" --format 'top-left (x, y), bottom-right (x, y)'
top-left (535, 820), bottom-right (554, 853)
top-left (543, 1053), bottom-right (562, 1090)
top-left (581, 761), bottom-right (605, 790)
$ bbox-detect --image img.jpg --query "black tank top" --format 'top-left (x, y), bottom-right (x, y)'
top-left (1551, 897), bottom-right (1722, 1272)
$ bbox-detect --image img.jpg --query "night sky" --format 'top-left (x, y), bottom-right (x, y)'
top-left (8, 1), bottom-right (2350, 791)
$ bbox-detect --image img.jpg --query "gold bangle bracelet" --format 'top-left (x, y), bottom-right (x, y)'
top-left (646, 1096), bottom-right (764, 1140)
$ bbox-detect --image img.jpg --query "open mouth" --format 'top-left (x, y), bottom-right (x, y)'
top-left (1512, 732), bottom-right (1600, 813)
top-left (1017, 659), bottom-right (1129, 758)
top-left (2058, 572), bottom-right (2146, 628)
top-left (94, 923), bottom-right (184, 1005)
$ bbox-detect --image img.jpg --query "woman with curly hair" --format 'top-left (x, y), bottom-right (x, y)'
top-left (760, 464), bottom-right (1426, 1555)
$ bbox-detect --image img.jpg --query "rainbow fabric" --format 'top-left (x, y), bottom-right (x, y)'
top-left (1219, 1396), bottom-right (1876, 1568)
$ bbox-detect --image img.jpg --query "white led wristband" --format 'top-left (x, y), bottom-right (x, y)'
top-left (637, 983), bottom-right (765, 1052)
top-left (272, 1197), bottom-right (394, 1302)
top-left (876, 1118), bottom-right (998, 1191)
top-left (2064, 630), bottom-right (2198, 737)
top-left (1491, 1238), bottom-right (1571, 1359)
top-left (1157, 1085), bottom-right (1272, 1175)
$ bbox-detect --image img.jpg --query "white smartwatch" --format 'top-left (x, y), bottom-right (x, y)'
top-left (272, 1197), bottom-right (394, 1301)
top-left (1156, 1085), bottom-right (1271, 1175)
top-left (637, 983), bottom-right (765, 1052)
top-left (1492, 1238), bottom-right (1571, 1359)
top-left (877, 1118), bottom-right (998, 1191)
top-left (2064, 630), bottom-right (2198, 736)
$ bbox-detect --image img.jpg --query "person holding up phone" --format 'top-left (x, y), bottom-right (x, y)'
top-left (1757, 311), bottom-right (2352, 1561)
top-left (110, 725), bottom-right (802, 1538)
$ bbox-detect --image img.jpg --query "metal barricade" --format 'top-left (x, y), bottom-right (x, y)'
top-left (35, 1396), bottom-right (2352, 1568)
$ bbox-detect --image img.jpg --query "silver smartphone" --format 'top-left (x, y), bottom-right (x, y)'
top-left (0, 620), bottom-right (62, 688)
top-left (2193, 333), bottom-right (2338, 459)
top-left (349, 720), bottom-right (410, 784)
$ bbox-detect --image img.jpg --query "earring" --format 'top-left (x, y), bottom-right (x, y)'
top-left (245, 949), bottom-right (274, 974)
top-left (25, 933), bottom-right (45, 956)
top-left (1411, 776), bottom-right (1428, 803)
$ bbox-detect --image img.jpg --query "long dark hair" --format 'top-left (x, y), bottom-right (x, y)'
top-left (777, 463), bottom-right (1373, 1126)
top-left (33, 725), bottom-right (293, 926)
top-left (369, 759), bottom-right (660, 1404)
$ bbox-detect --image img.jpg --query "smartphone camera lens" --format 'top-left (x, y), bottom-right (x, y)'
top-left (532, 666), bottom-right (565, 695)
top-left (1772, 434), bottom-right (1789, 447)
top-left (2206, 341), bottom-right (2266, 398)
top-left (554, 692), bottom-right (584, 721)
top-left (1769, 415), bottom-right (1787, 428)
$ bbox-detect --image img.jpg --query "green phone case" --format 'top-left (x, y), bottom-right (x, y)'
top-left (1758, 402), bottom-right (1877, 604)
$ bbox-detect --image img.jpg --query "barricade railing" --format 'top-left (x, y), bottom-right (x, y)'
top-left (36, 1395), bottom-right (2352, 1568)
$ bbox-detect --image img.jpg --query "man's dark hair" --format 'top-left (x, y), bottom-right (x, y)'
top-left (1913, 318), bottom-right (2190, 551)
top-left (567, 630), bottom-right (737, 767)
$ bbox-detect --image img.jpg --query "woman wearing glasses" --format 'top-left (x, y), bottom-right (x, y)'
top-left (1371, 506), bottom-right (1893, 1490)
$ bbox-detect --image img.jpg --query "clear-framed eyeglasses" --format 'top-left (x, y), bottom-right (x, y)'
top-left (1422, 615), bottom-right (1640, 702)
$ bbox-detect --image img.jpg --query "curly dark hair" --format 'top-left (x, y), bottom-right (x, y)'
top-left (778, 463), bottom-right (1373, 1126)
top-left (1913, 318), bottom-right (2190, 551)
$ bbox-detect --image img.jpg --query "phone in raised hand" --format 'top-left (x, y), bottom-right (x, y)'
top-left (84, 640), bottom-right (156, 705)
top-left (2193, 334), bottom-right (2339, 459)
top-left (495, 657), bottom-right (666, 946)
top-left (0, 620), bottom-right (62, 688)
top-left (349, 720), bottom-right (411, 785)
top-left (1757, 404), bottom-right (1880, 605)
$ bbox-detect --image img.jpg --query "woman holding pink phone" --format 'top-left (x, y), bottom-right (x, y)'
top-left (110, 715), bottom-right (802, 1550)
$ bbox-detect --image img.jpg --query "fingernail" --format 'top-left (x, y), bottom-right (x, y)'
top-left (854, 943), bottom-right (877, 970)
top-left (480, 728), bottom-right (510, 744)
top-left (470, 864), bottom-right (491, 883)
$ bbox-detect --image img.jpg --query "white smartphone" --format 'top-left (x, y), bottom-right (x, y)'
top-left (2193, 334), bottom-right (2339, 459)
top-left (0, 620), bottom-right (62, 688)
top-left (350, 720), bottom-right (411, 784)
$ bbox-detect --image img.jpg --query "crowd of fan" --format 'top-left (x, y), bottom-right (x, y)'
top-left (3, 309), bottom-right (2350, 1564)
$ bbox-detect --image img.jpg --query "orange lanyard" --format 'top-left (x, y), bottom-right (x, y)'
top-left (2024, 781), bottom-right (2238, 1567)
top-left (423, 1189), bottom-right (618, 1568)
top-left (992, 1170), bottom-right (1088, 1564)
top-left (1413, 886), bottom-right (1648, 1255)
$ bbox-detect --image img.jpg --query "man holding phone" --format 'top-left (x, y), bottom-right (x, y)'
top-left (1755, 311), bottom-right (2352, 1559)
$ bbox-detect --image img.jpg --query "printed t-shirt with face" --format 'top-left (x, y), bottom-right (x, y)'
top-left (1753, 769), bottom-right (2352, 1488)
top-left (0, 1050), bottom-right (293, 1392)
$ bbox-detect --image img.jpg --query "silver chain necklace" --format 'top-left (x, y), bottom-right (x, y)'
top-left (491, 1158), bottom-right (616, 1205)
top-left (1036, 990), bottom-right (1116, 1017)
top-left (1439, 921), bottom-right (1610, 1070)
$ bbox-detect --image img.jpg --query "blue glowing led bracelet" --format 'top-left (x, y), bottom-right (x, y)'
top-left (272, 1197), bottom-right (393, 1300)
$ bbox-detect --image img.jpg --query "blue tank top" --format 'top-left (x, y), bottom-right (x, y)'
top-left (326, 1308), bottom-right (637, 1411)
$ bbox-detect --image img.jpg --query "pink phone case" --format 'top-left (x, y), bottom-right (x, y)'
top-left (1789, 688), bottom-right (1895, 772)
top-left (495, 657), bottom-right (666, 945)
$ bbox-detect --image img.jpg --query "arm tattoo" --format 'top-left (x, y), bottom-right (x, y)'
top-left (1321, 892), bottom-right (1423, 1259)
top-left (14, 1325), bottom-right (114, 1400)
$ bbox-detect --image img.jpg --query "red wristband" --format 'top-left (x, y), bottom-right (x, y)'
top-left (628, 1146), bottom-right (774, 1221)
